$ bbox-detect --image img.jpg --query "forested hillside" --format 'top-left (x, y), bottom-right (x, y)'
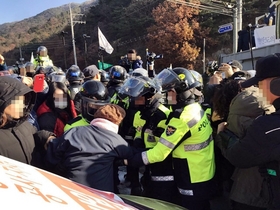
top-left (0, 0), bottom-right (272, 71)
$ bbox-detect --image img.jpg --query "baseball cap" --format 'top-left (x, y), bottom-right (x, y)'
top-left (227, 60), bottom-right (243, 70)
top-left (241, 53), bottom-right (280, 88)
top-left (230, 70), bottom-right (252, 81)
top-left (82, 65), bottom-right (99, 79)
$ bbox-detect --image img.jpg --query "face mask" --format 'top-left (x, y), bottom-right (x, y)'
top-left (54, 100), bottom-right (68, 109)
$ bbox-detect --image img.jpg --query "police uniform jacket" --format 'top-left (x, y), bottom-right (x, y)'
top-left (129, 100), bottom-right (215, 197)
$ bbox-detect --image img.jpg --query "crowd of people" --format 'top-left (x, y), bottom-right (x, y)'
top-left (0, 45), bottom-right (280, 210)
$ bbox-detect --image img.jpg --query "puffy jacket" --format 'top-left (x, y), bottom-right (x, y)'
top-left (0, 76), bottom-right (36, 164)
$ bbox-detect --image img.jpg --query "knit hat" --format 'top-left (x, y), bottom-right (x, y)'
top-left (241, 53), bottom-right (280, 88)
top-left (93, 104), bottom-right (126, 125)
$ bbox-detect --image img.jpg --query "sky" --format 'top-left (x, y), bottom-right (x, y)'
top-left (0, 0), bottom-right (88, 25)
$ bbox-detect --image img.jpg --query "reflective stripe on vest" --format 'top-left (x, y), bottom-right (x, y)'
top-left (178, 188), bottom-right (194, 196)
top-left (184, 135), bottom-right (213, 151)
top-left (142, 151), bottom-right (149, 165)
top-left (151, 176), bottom-right (174, 182)
top-left (159, 137), bottom-right (175, 149)
top-left (187, 109), bottom-right (204, 128)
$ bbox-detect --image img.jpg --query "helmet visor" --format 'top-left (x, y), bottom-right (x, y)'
top-left (82, 97), bottom-right (110, 117)
top-left (119, 77), bottom-right (155, 98)
top-left (153, 68), bottom-right (181, 92)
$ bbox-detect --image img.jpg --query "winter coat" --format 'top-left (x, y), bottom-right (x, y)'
top-left (0, 76), bottom-right (36, 164)
top-left (37, 100), bottom-right (77, 137)
top-left (45, 118), bottom-right (135, 192)
top-left (226, 86), bottom-right (269, 208)
top-left (216, 87), bottom-right (280, 209)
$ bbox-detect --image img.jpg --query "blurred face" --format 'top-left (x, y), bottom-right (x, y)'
top-left (258, 78), bottom-right (276, 105)
top-left (127, 53), bottom-right (136, 61)
top-left (39, 50), bottom-right (48, 57)
top-left (4, 96), bottom-right (25, 119)
top-left (53, 88), bottom-right (68, 109)
top-left (167, 90), bottom-right (177, 105)
top-left (134, 96), bottom-right (145, 106)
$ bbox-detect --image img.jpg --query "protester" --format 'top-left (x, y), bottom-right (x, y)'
top-left (45, 104), bottom-right (136, 193)
top-left (37, 82), bottom-right (77, 137)
top-left (217, 53), bottom-right (280, 210)
top-left (82, 65), bottom-right (101, 82)
top-left (0, 76), bottom-right (54, 165)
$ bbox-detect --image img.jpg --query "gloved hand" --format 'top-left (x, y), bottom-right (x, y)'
top-left (33, 130), bottom-right (55, 149)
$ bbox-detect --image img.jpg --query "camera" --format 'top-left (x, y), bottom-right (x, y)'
top-left (146, 52), bottom-right (163, 63)
top-left (207, 60), bottom-right (219, 75)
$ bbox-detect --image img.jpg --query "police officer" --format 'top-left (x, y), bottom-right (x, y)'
top-left (66, 65), bottom-right (85, 100)
top-left (119, 75), bottom-right (179, 203)
top-left (64, 80), bottom-right (110, 131)
top-left (33, 46), bottom-right (54, 68)
top-left (107, 65), bottom-right (128, 98)
top-left (127, 67), bottom-right (215, 210)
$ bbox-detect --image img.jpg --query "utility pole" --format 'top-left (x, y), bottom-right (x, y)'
top-left (61, 31), bottom-right (68, 69)
top-left (69, 4), bottom-right (86, 66)
top-left (83, 34), bottom-right (90, 67)
top-left (236, 0), bottom-right (243, 32)
top-left (233, 8), bottom-right (238, 53)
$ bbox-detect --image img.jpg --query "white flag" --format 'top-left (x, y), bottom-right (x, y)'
top-left (98, 27), bottom-right (114, 54)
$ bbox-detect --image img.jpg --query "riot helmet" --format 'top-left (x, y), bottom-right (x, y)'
top-left (131, 68), bottom-right (148, 77)
top-left (66, 65), bottom-right (84, 83)
top-left (99, 70), bottom-right (110, 84)
top-left (189, 70), bottom-right (203, 91)
top-left (119, 76), bottom-right (161, 107)
top-left (79, 80), bottom-right (111, 122)
top-left (108, 65), bottom-right (127, 84)
top-left (37, 46), bottom-right (48, 57)
top-left (25, 62), bottom-right (36, 77)
top-left (48, 68), bottom-right (66, 84)
top-left (154, 67), bottom-right (201, 103)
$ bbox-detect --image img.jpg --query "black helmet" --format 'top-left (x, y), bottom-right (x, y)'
top-left (119, 76), bottom-right (160, 98)
top-left (154, 67), bottom-right (201, 102)
top-left (79, 80), bottom-right (111, 122)
top-left (37, 46), bottom-right (48, 57)
top-left (109, 65), bottom-right (127, 83)
top-left (66, 65), bottom-right (84, 83)
top-left (100, 70), bottom-right (109, 83)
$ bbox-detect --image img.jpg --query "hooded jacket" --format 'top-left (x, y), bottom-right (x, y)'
top-left (0, 76), bottom-right (37, 164)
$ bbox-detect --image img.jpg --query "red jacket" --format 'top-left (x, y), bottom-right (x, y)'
top-left (37, 100), bottom-right (77, 137)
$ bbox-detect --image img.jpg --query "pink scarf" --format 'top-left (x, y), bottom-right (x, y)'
top-left (90, 118), bottom-right (119, 133)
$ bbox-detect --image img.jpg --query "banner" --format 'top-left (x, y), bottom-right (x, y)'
top-left (98, 60), bottom-right (113, 70)
top-left (254, 25), bottom-right (276, 48)
top-left (98, 27), bottom-right (114, 54)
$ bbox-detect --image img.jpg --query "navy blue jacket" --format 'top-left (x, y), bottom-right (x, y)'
top-left (45, 124), bottom-right (135, 192)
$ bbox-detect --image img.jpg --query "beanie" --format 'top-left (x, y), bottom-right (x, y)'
top-left (93, 104), bottom-right (126, 125)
